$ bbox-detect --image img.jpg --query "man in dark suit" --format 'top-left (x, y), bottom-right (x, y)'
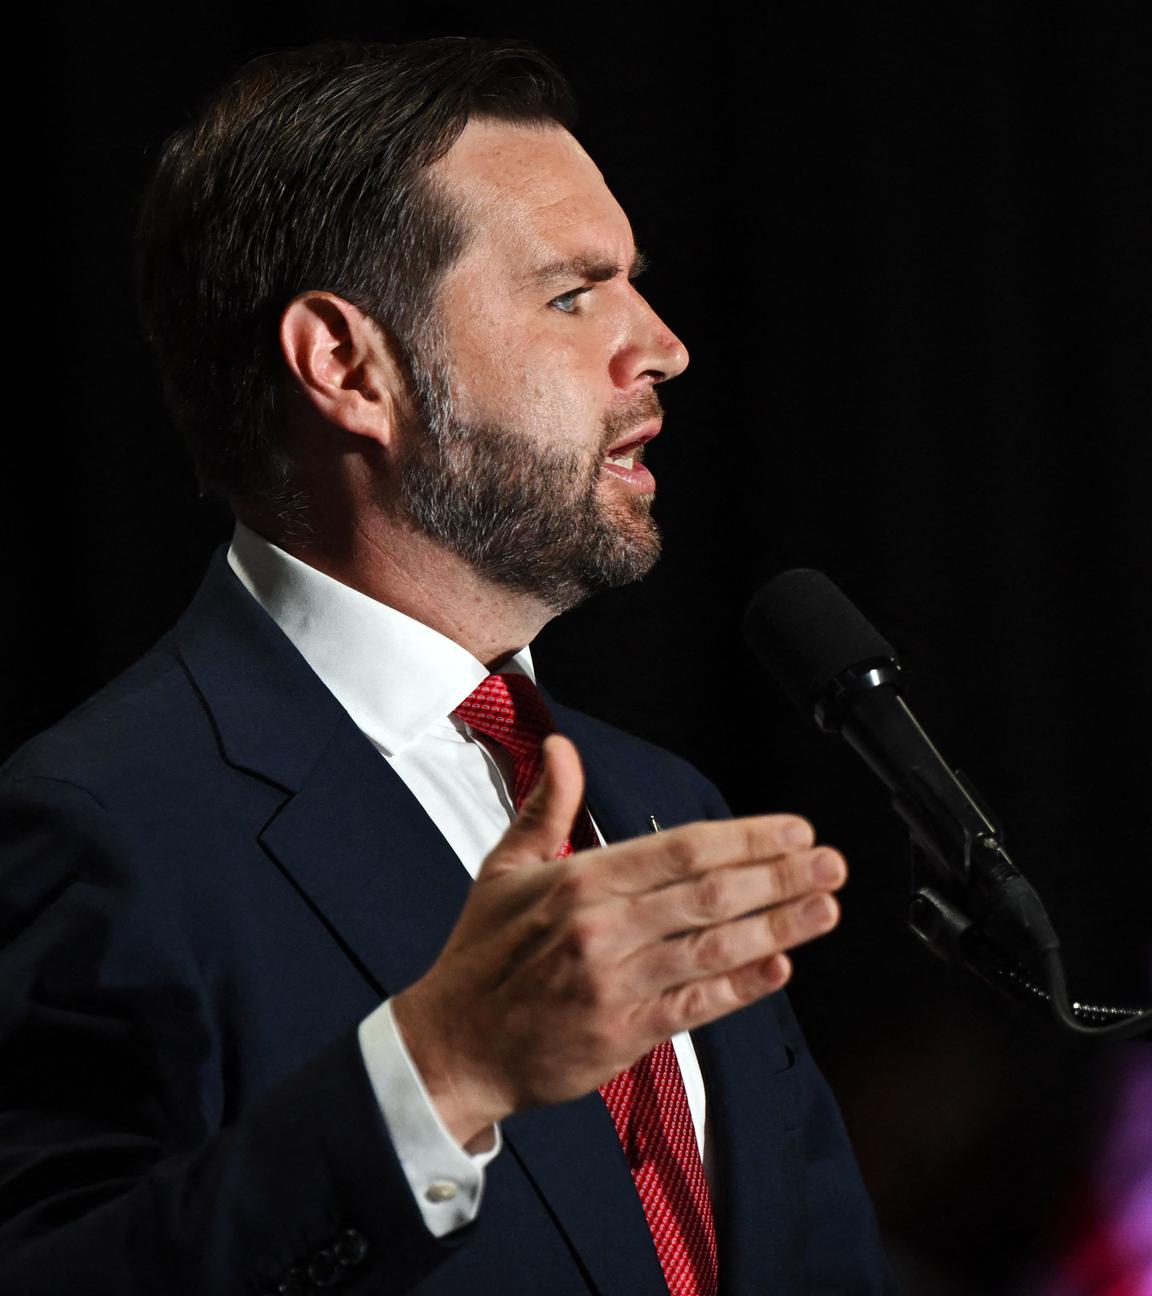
top-left (0, 38), bottom-right (893, 1294)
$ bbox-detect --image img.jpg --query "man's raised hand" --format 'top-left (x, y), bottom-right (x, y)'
top-left (390, 735), bottom-right (846, 1148)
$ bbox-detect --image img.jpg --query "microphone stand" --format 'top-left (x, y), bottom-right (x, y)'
top-left (745, 568), bottom-right (1151, 1042)
top-left (819, 665), bottom-right (1149, 1040)
top-left (899, 789), bottom-right (1150, 1041)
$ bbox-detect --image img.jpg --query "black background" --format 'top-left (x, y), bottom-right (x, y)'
top-left (10, 3), bottom-right (1152, 1291)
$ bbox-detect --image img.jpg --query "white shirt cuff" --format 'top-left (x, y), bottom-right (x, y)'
top-left (358, 998), bottom-right (502, 1237)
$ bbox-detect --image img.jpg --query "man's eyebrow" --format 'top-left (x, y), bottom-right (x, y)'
top-left (523, 248), bottom-right (650, 288)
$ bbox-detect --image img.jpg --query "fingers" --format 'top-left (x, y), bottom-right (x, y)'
top-left (529, 814), bottom-right (844, 979)
top-left (480, 734), bottom-right (586, 876)
top-left (587, 813), bottom-right (819, 896)
top-left (648, 952), bottom-right (798, 1038)
top-left (631, 887), bottom-right (841, 994)
top-left (731, 951), bottom-right (793, 1001)
top-left (637, 847), bottom-right (846, 938)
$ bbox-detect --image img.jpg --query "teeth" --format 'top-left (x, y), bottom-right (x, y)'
top-left (605, 455), bottom-right (635, 469)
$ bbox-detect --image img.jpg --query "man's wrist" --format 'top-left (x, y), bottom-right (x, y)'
top-left (390, 985), bottom-right (509, 1149)
top-left (358, 998), bottom-right (502, 1238)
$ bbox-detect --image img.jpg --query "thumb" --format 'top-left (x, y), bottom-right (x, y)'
top-left (482, 734), bottom-right (587, 875)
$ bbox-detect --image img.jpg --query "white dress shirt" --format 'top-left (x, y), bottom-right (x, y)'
top-left (227, 523), bottom-right (707, 1236)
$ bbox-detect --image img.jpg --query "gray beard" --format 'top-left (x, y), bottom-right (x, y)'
top-left (396, 351), bottom-right (662, 614)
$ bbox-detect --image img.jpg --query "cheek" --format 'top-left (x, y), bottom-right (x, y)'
top-left (453, 335), bottom-right (604, 442)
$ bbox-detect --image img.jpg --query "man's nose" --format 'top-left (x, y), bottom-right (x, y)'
top-left (611, 294), bottom-right (690, 389)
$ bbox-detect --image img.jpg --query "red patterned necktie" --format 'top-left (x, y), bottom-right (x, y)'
top-left (453, 672), bottom-right (719, 1296)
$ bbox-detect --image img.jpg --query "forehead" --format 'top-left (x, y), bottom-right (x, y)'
top-left (431, 119), bottom-right (635, 268)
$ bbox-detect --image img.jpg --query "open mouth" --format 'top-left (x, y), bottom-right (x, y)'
top-left (603, 439), bottom-right (646, 471)
top-left (601, 423), bottom-right (660, 473)
top-left (600, 429), bottom-right (658, 490)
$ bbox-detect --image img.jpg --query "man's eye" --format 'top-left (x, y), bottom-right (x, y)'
top-left (550, 287), bottom-right (590, 314)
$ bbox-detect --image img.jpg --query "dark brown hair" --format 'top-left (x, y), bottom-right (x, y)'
top-left (136, 38), bottom-right (577, 500)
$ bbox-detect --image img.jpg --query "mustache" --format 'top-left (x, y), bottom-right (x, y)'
top-left (598, 391), bottom-right (664, 457)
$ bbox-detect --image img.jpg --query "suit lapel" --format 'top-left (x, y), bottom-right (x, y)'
top-left (548, 701), bottom-right (661, 846)
top-left (175, 548), bottom-right (471, 995)
top-left (258, 717), bottom-right (473, 996)
top-left (501, 1100), bottom-right (668, 1296)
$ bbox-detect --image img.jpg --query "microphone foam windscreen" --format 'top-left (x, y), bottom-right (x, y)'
top-left (743, 569), bottom-right (898, 715)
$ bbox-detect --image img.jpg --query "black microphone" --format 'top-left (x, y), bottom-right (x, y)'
top-left (742, 569), bottom-right (1060, 969)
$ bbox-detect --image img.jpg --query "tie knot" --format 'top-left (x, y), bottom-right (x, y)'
top-left (452, 672), bottom-right (597, 853)
top-left (453, 673), bottom-right (556, 761)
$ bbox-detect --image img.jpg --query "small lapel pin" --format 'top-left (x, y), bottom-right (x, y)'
top-left (648, 815), bottom-right (663, 834)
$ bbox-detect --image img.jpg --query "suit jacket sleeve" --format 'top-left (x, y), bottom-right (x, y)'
top-left (0, 774), bottom-right (463, 1295)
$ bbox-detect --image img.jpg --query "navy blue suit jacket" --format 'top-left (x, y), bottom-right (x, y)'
top-left (0, 550), bottom-right (893, 1294)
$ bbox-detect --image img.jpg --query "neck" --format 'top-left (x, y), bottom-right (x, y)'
top-left (233, 502), bottom-right (554, 669)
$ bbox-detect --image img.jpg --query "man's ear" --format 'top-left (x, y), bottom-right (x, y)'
top-left (279, 291), bottom-right (406, 447)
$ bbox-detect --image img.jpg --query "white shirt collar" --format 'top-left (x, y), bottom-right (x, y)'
top-left (226, 522), bottom-right (536, 757)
